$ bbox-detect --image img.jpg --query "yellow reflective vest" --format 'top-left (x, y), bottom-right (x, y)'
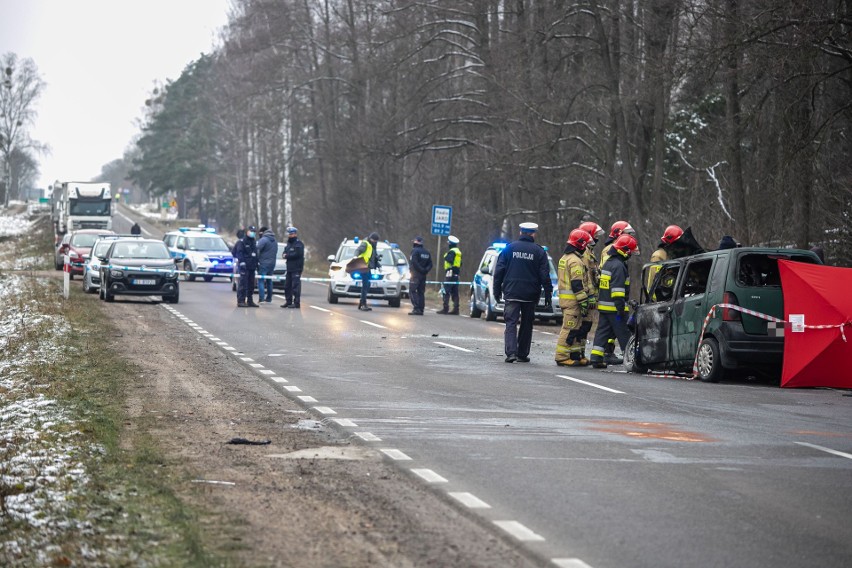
top-left (557, 251), bottom-right (591, 309)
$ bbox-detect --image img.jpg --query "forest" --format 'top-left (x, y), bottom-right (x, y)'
top-left (123, 0), bottom-right (852, 268)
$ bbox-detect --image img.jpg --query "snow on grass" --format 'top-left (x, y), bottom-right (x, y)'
top-left (0, 274), bottom-right (101, 562)
top-left (0, 212), bottom-right (34, 238)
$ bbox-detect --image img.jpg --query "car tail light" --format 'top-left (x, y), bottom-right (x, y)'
top-left (722, 291), bottom-right (741, 321)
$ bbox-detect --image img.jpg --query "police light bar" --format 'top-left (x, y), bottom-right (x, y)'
top-left (492, 242), bottom-right (508, 250)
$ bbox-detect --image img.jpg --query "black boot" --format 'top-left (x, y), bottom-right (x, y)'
top-left (449, 306), bottom-right (459, 315)
top-left (437, 307), bottom-right (449, 314)
top-left (358, 302), bottom-right (372, 311)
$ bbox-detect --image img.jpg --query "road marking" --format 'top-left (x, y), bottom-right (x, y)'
top-left (283, 386), bottom-right (302, 392)
top-left (380, 449), bottom-right (412, 461)
top-left (298, 395), bottom-right (318, 403)
top-left (249, 363), bottom-right (263, 368)
top-left (493, 520), bottom-right (545, 542)
top-left (270, 376), bottom-right (288, 383)
top-left (538, 331), bottom-right (556, 336)
top-left (332, 418), bottom-right (358, 427)
top-left (354, 432), bottom-right (382, 442)
top-left (434, 341), bottom-right (473, 353)
top-left (552, 559), bottom-right (594, 568)
top-left (209, 337), bottom-right (220, 341)
top-left (411, 469), bottom-right (448, 483)
top-left (360, 320), bottom-right (387, 329)
top-left (259, 370), bottom-right (275, 375)
top-left (313, 406), bottom-right (337, 415)
top-left (449, 492), bottom-right (491, 508)
top-left (268, 353), bottom-right (284, 356)
top-left (557, 375), bottom-right (624, 394)
top-left (310, 306), bottom-right (332, 313)
top-left (223, 346), bottom-right (235, 351)
top-left (241, 357), bottom-right (254, 362)
top-left (217, 342), bottom-right (228, 346)
top-left (795, 442), bottom-right (852, 460)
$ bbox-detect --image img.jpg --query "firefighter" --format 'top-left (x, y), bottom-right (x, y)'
top-left (598, 220), bottom-right (635, 363)
top-left (590, 233), bottom-right (638, 369)
top-left (646, 225), bottom-right (705, 291)
top-left (578, 221), bottom-right (605, 359)
top-left (555, 229), bottom-right (595, 366)
top-left (438, 235), bottom-right (462, 315)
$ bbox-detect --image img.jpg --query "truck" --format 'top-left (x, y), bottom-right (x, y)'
top-left (52, 181), bottom-right (113, 236)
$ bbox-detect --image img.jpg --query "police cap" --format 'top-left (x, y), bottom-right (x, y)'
top-left (519, 222), bottom-right (538, 233)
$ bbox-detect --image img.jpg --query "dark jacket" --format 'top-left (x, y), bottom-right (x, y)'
top-left (284, 237), bottom-right (304, 272)
top-left (355, 240), bottom-right (381, 270)
top-left (235, 235), bottom-right (258, 270)
top-left (598, 252), bottom-right (630, 314)
top-left (409, 244), bottom-right (433, 276)
top-left (493, 235), bottom-right (553, 302)
top-left (256, 230), bottom-right (278, 270)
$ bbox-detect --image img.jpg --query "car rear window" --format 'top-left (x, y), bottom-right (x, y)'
top-left (736, 253), bottom-right (818, 287)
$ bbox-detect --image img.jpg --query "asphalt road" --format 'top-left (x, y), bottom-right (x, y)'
top-left (108, 209), bottom-right (852, 567)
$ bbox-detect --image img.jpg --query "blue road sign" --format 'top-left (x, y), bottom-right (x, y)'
top-left (431, 205), bottom-right (452, 236)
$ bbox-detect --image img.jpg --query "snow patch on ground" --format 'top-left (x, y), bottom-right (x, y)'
top-left (0, 212), bottom-right (34, 237)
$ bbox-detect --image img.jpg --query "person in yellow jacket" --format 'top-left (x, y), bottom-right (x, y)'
top-left (353, 232), bottom-right (381, 311)
top-left (597, 220), bottom-right (635, 364)
top-left (555, 229), bottom-right (595, 366)
top-left (438, 235), bottom-right (462, 314)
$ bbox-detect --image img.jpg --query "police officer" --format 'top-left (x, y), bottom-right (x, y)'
top-left (493, 222), bottom-right (553, 363)
top-left (590, 233), bottom-right (638, 368)
top-left (408, 236), bottom-right (433, 315)
top-left (555, 229), bottom-right (595, 366)
top-left (130, 222), bottom-right (141, 235)
top-left (235, 225), bottom-right (259, 308)
top-left (281, 227), bottom-right (304, 308)
top-left (438, 235), bottom-right (462, 314)
top-left (353, 232), bottom-right (381, 311)
top-left (256, 226), bottom-right (278, 303)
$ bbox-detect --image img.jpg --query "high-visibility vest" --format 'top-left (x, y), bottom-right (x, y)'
top-left (358, 241), bottom-right (373, 265)
top-left (557, 252), bottom-right (589, 307)
top-left (443, 247), bottom-right (462, 271)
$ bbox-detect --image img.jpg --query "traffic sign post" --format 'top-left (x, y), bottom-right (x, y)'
top-left (431, 205), bottom-right (453, 288)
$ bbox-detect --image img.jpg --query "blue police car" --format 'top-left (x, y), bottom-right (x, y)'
top-left (163, 226), bottom-right (234, 282)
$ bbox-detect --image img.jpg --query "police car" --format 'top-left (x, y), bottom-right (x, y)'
top-left (163, 226), bottom-right (234, 282)
top-left (469, 242), bottom-right (561, 322)
top-left (326, 238), bottom-right (406, 307)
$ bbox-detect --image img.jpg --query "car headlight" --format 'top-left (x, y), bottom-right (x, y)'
top-left (110, 270), bottom-right (124, 279)
top-left (165, 269), bottom-right (177, 279)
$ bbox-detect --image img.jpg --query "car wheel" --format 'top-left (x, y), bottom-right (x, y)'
top-left (469, 289), bottom-right (482, 318)
top-left (485, 296), bottom-right (497, 321)
top-left (55, 259), bottom-right (63, 270)
top-left (99, 284), bottom-right (105, 301)
top-left (82, 278), bottom-right (91, 294)
top-left (624, 334), bottom-right (648, 374)
top-left (327, 286), bottom-right (339, 304)
top-left (203, 275), bottom-right (213, 282)
top-left (388, 297), bottom-right (401, 308)
top-left (104, 290), bottom-right (115, 302)
top-left (164, 291), bottom-right (179, 304)
top-left (183, 261), bottom-right (196, 281)
top-left (696, 337), bottom-right (725, 383)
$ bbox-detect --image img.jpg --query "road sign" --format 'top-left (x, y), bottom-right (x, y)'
top-left (38, 197), bottom-right (49, 203)
top-left (431, 205), bottom-right (452, 236)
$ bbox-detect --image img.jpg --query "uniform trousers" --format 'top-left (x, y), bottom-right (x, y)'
top-left (590, 312), bottom-right (630, 362)
top-left (555, 305), bottom-right (594, 363)
top-left (410, 274), bottom-right (426, 312)
top-left (284, 271), bottom-right (302, 306)
top-left (238, 266), bottom-right (256, 303)
top-left (503, 300), bottom-right (536, 358)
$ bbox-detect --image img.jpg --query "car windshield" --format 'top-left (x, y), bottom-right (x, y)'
top-left (392, 250), bottom-right (408, 266)
top-left (71, 233), bottom-right (107, 247)
top-left (547, 256), bottom-right (557, 281)
top-left (111, 242), bottom-right (171, 259)
top-left (92, 240), bottom-right (114, 257)
top-left (186, 236), bottom-right (229, 252)
top-left (69, 200), bottom-right (110, 216)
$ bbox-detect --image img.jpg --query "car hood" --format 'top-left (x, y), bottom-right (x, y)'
top-left (107, 258), bottom-right (175, 269)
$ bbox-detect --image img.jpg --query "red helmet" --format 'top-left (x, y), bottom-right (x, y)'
top-left (567, 229), bottom-right (593, 251)
top-left (661, 225), bottom-right (684, 244)
top-left (609, 220), bottom-right (635, 239)
top-left (579, 222), bottom-right (604, 242)
top-left (613, 234), bottom-right (639, 256)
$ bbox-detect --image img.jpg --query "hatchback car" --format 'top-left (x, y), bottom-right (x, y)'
top-left (82, 234), bottom-right (145, 293)
top-left (469, 242), bottom-right (560, 322)
top-left (163, 227), bottom-right (234, 282)
top-left (98, 239), bottom-right (180, 303)
top-left (625, 247), bottom-right (822, 382)
top-left (54, 229), bottom-right (115, 276)
top-left (327, 238), bottom-right (405, 307)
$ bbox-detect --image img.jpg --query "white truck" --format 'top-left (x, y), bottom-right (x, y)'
top-left (53, 181), bottom-right (113, 235)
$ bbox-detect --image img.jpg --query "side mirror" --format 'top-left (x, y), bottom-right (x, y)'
top-left (397, 258), bottom-right (406, 266)
top-left (480, 266), bottom-right (491, 275)
top-left (174, 258), bottom-right (181, 264)
top-left (97, 256), bottom-right (108, 263)
top-left (327, 254), bottom-right (335, 262)
top-left (177, 243), bottom-right (186, 250)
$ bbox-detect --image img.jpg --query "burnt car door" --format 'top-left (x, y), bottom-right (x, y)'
top-left (633, 261), bottom-right (682, 366)
top-left (670, 257), bottom-right (716, 366)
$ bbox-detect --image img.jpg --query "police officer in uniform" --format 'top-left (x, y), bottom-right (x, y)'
top-left (408, 236), bottom-right (433, 315)
top-left (354, 232), bottom-right (381, 311)
top-left (235, 225), bottom-right (259, 307)
top-left (438, 235), bottom-right (462, 314)
top-left (281, 227), bottom-right (304, 308)
top-left (590, 233), bottom-right (638, 368)
top-left (555, 229), bottom-right (595, 366)
top-left (493, 222), bottom-right (553, 363)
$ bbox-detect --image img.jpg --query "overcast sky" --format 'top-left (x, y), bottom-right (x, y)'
top-left (0, 0), bottom-right (231, 191)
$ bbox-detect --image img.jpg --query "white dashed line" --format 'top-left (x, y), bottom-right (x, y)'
top-left (223, 346), bottom-right (235, 351)
top-left (283, 386), bottom-right (302, 392)
top-left (270, 376), bottom-right (288, 383)
top-left (449, 492), bottom-right (491, 508)
top-left (241, 357), bottom-right (254, 362)
top-left (380, 449), bottom-right (412, 461)
top-left (259, 370), bottom-right (275, 375)
top-left (313, 406), bottom-right (337, 415)
top-left (557, 375), bottom-right (624, 394)
top-left (552, 559), bottom-right (594, 568)
top-left (249, 363), bottom-right (263, 368)
top-left (268, 353), bottom-right (284, 356)
top-left (434, 341), bottom-right (473, 353)
top-left (538, 331), bottom-right (555, 336)
top-left (493, 520), bottom-right (545, 542)
top-left (795, 442), bottom-right (852, 460)
top-left (310, 306), bottom-right (332, 313)
top-left (360, 320), bottom-right (387, 329)
top-left (209, 337), bottom-right (220, 341)
top-left (298, 396), bottom-right (318, 403)
top-left (354, 432), bottom-right (382, 442)
top-left (410, 469), bottom-right (447, 483)
top-left (332, 418), bottom-right (358, 427)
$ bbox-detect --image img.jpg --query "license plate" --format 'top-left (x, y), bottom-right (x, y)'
top-left (133, 279), bottom-right (156, 285)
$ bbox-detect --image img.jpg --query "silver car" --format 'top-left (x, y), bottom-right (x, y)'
top-left (327, 238), bottom-right (406, 307)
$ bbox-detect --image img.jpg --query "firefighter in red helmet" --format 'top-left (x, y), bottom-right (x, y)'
top-left (555, 229), bottom-right (595, 366)
top-left (590, 234), bottom-right (638, 369)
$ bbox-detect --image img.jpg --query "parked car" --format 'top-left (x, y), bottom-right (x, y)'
top-left (82, 234), bottom-right (144, 293)
top-left (54, 229), bottom-right (115, 276)
top-left (163, 226), bottom-right (234, 282)
top-left (98, 238), bottom-right (180, 303)
top-left (469, 242), bottom-right (560, 322)
top-left (326, 238), bottom-right (405, 307)
top-left (625, 247), bottom-right (822, 382)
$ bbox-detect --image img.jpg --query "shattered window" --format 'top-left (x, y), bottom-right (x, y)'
top-left (737, 253), bottom-right (819, 287)
top-left (680, 259), bottom-right (713, 298)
